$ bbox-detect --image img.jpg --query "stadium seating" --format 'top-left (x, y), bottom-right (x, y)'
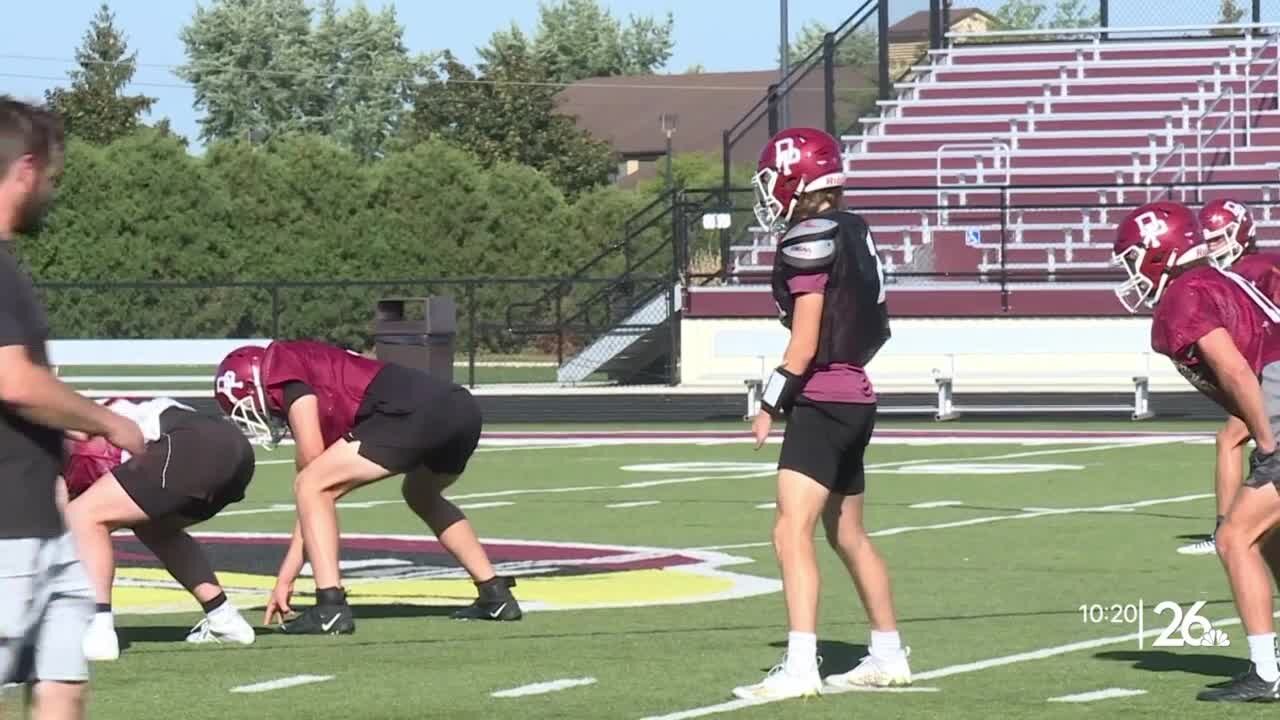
top-left (695, 31), bottom-right (1280, 319)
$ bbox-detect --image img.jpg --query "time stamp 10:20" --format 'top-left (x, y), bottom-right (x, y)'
top-left (1079, 601), bottom-right (1231, 649)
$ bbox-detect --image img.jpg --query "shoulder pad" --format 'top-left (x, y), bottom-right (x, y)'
top-left (779, 218), bottom-right (837, 270)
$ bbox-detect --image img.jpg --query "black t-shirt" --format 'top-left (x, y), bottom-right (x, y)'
top-left (0, 243), bottom-right (64, 538)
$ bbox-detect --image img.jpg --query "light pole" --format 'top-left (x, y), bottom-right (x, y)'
top-left (779, 0), bottom-right (790, 128)
top-left (661, 113), bottom-right (679, 191)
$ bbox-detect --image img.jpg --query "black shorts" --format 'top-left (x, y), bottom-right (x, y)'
top-left (777, 399), bottom-right (877, 496)
top-left (347, 364), bottom-right (483, 476)
top-left (113, 409), bottom-right (256, 523)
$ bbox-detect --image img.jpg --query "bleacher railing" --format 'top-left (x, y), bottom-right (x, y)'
top-left (950, 22), bottom-right (1280, 46)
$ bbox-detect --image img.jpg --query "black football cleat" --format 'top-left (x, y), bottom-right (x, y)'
top-left (279, 588), bottom-right (355, 635)
top-left (1196, 666), bottom-right (1280, 702)
top-left (451, 576), bottom-right (523, 621)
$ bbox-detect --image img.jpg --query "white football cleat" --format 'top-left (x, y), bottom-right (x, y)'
top-left (82, 613), bottom-right (120, 662)
top-left (825, 648), bottom-right (912, 689)
top-left (732, 658), bottom-right (822, 701)
top-left (1177, 536), bottom-right (1217, 556)
top-left (186, 609), bottom-right (256, 646)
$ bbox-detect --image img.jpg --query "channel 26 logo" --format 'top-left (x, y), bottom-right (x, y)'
top-left (1152, 601), bottom-right (1230, 647)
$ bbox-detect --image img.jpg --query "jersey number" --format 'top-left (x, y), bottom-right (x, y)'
top-left (866, 231), bottom-right (887, 304)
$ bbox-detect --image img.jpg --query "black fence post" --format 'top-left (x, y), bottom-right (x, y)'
top-left (554, 291), bottom-right (564, 369)
top-left (466, 281), bottom-right (477, 389)
top-left (1100, 0), bottom-right (1109, 34)
top-left (878, 0), bottom-right (891, 101)
top-left (270, 285), bottom-right (280, 338)
top-left (1000, 186), bottom-right (1010, 313)
top-left (721, 129), bottom-right (732, 196)
top-left (929, 0), bottom-right (942, 49)
top-left (766, 84), bottom-right (781, 136)
top-left (823, 32), bottom-right (837, 136)
top-left (1254, 0), bottom-right (1262, 24)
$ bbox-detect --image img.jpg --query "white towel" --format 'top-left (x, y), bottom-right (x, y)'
top-left (101, 398), bottom-right (194, 463)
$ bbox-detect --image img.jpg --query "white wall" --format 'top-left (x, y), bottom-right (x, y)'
top-left (681, 317), bottom-right (1188, 393)
top-left (48, 339), bottom-right (271, 367)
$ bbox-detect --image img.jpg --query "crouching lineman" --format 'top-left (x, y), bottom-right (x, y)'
top-left (732, 127), bottom-right (910, 702)
top-left (215, 340), bottom-right (520, 635)
top-left (64, 397), bottom-right (257, 661)
top-left (1113, 200), bottom-right (1280, 701)
top-left (1176, 199), bottom-right (1277, 556)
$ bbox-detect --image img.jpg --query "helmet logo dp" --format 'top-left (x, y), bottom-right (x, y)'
top-left (774, 137), bottom-right (802, 176)
top-left (1135, 210), bottom-right (1168, 248)
top-left (215, 370), bottom-right (243, 401)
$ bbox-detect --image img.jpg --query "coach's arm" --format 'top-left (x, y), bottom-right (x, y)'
top-left (0, 345), bottom-right (144, 455)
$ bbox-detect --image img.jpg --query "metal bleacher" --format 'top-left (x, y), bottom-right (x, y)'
top-left (703, 24), bottom-right (1280, 319)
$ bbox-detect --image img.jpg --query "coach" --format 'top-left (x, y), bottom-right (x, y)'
top-left (0, 98), bottom-right (143, 719)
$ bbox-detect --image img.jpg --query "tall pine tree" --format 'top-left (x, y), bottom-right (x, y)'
top-left (45, 2), bottom-right (155, 145)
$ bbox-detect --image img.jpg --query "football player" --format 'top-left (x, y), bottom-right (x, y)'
top-left (215, 340), bottom-right (520, 635)
top-left (732, 127), bottom-right (910, 702)
top-left (64, 397), bottom-right (257, 661)
top-left (1176, 199), bottom-right (1273, 556)
top-left (1113, 201), bottom-right (1280, 701)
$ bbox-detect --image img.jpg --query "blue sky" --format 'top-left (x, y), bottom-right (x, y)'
top-left (0, 0), bottom-right (1259, 145)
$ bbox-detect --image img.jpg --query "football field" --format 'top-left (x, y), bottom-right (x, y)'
top-left (77, 420), bottom-right (1268, 719)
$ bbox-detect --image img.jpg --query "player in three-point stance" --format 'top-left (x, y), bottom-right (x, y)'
top-left (1113, 200), bottom-right (1280, 701)
top-left (215, 340), bottom-right (520, 635)
top-left (732, 127), bottom-right (910, 702)
top-left (1176, 199), bottom-right (1280, 556)
top-left (64, 398), bottom-right (257, 661)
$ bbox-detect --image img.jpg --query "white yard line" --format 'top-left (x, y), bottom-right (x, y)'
top-left (641, 611), bottom-right (1264, 719)
top-left (1048, 688), bottom-right (1148, 703)
top-left (229, 439), bottom-right (1180, 521)
top-left (909, 500), bottom-right (964, 509)
top-left (230, 675), bottom-right (334, 694)
top-left (491, 677), bottom-right (597, 698)
top-left (607, 501), bottom-right (662, 509)
top-left (457, 501), bottom-right (515, 510)
top-left (693, 492), bottom-right (1212, 551)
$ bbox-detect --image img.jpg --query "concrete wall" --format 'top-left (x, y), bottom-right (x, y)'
top-left (680, 317), bottom-right (1190, 393)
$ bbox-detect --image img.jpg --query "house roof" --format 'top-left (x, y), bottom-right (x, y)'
top-left (556, 66), bottom-right (875, 158)
top-left (888, 7), bottom-right (995, 43)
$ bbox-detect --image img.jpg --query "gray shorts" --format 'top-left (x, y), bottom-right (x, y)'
top-left (0, 533), bottom-right (92, 684)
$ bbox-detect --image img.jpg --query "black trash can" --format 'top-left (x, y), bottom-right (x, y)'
top-left (372, 297), bottom-right (456, 383)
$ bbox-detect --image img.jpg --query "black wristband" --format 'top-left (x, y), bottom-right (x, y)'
top-left (761, 366), bottom-right (803, 417)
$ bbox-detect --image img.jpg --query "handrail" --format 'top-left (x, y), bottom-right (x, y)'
top-left (1195, 88), bottom-right (1237, 198)
top-left (1142, 142), bottom-right (1188, 203)
top-left (935, 143), bottom-right (1011, 188)
top-left (950, 22), bottom-right (1280, 42)
top-left (1245, 32), bottom-right (1280, 145)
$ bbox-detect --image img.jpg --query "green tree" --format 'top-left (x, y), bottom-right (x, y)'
top-left (993, 0), bottom-right (1100, 30)
top-left (178, 0), bottom-right (422, 157)
top-left (1214, 0), bottom-right (1247, 34)
top-left (490, 0), bottom-right (674, 83)
top-left (409, 49), bottom-right (615, 196)
top-left (44, 3), bottom-right (156, 145)
top-left (786, 21), bottom-right (877, 66)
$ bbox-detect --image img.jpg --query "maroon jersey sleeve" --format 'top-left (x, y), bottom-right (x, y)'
top-left (1151, 281), bottom-right (1222, 363)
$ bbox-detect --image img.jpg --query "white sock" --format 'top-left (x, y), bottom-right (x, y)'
top-left (1249, 633), bottom-right (1280, 681)
top-left (784, 632), bottom-right (818, 674)
top-left (208, 601), bottom-right (238, 622)
top-left (870, 629), bottom-right (904, 660)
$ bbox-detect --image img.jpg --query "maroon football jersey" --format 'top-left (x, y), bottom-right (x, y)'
top-left (63, 436), bottom-right (122, 499)
top-left (261, 340), bottom-right (386, 448)
top-left (1152, 265), bottom-right (1280, 385)
top-left (1230, 252), bottom-right (1280, 305)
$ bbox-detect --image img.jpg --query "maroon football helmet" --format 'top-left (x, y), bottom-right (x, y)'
top-left (753, 127), bottom-right (846, 233)
top-left (1112, 201), bottom-right (1209, 312)
top-left (215, 345), bottom-right (275, 444)
top-left (1200, 198), bottom-right (1256, 268)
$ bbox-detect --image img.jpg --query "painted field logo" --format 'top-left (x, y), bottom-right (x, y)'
top-left (110, 532), bottom-right (780, 615)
